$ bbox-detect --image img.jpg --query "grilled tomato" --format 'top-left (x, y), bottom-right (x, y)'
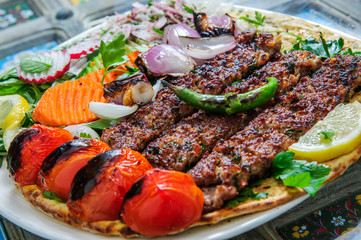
top-left (37, 138), bottom-right (110, 201)
top-left (67, 149), bottom-right (152, 221)
top-left (6, 124), bottom-right (73, 186)
top-left (121, 169), bottom-right (204, 237)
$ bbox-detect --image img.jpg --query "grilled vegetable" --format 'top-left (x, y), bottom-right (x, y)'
top-left (163, 77), bottom-right (278, 114)
top-left (193, 12), bottom-right (234, 37)
top-left (103, 76), bottom-right (154, 106)
top-left (6, 125), bottom-right (73, 186)
top-left (67, 149), bottom-right (152, 221)
top-left (121, 169), bottom-right (204, 237)
top-left (37, 138), bottom-right (110, 201)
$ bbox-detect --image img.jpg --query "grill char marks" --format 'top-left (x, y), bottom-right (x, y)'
top-left (101, 31), bottom-right (282, 151)
top-left (143, 51), bottom-right (322, 171)
top-left (187, 54), bottom-right (361, 212)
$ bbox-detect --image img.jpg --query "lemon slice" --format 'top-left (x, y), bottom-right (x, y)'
top-left (289, 101), bottom-right (361, 162)
top-left (0, 95), bottom-right (30, 150)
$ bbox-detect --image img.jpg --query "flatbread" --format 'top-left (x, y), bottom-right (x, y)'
top-left (14, 8), bottom-right (361, 239)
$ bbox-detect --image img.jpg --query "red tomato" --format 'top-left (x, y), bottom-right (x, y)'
top-left (67, 149), bottom-right (152, 221)
top-left (37, 138), bottom-right (110, 201)
top-left (6, 124), bottom-right (73, 186)
top-left (121, 169), bottom-right (204, 237)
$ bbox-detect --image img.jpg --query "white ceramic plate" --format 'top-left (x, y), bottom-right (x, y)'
top-left (0, 160), bottom-right (308, 240)
top-left (0, 5), bottom-right (358, 240)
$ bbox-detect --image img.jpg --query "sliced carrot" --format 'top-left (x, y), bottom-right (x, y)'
top-left (32, 51), bottom-right (141, 127)
top-left (32, 77), bottom-right (106, 127)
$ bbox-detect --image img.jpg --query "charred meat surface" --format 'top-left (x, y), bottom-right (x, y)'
top-left (101, 31), bottom-right (281, 151)
top-left (143, 51), bottom-right (322, 172)
top-left (187, 54), bottom-right (361, 212)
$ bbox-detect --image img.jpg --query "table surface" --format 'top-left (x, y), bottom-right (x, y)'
top-left (1, 0), bottom-right (361, 239)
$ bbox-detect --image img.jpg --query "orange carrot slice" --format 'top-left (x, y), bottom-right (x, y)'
top-left (32, 77), bottom-right (106, 127)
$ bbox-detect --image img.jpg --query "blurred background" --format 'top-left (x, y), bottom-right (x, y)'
top-left (0, 0), bottom-right (361, 75)
top-left (0, 0), bottom-right (361, 239)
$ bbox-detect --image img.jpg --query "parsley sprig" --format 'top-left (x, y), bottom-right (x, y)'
top-left (318, 130), bottom-right (335, 141)
top-left (292, 32), bottom-right (344, 58)
top-left (239, 11), bottom-right (265, 28)
top-left (272, 151), bottom-right (331, 197)
top-left (100, 33), bottom-right (128, 84)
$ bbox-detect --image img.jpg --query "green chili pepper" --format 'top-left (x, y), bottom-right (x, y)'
top-left (163, 77), bottom-right (278, 114)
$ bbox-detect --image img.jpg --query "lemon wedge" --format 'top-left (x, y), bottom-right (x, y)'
top-left (289, 101), bottom-right (361, 162)
top-left (0, 95), bottom-right (30, 150)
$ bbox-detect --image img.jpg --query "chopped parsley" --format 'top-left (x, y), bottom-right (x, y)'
top-left (43, 191), bottom-right (65, 203)
top-left (79, 132), bottom-right (92, 139)
top-left (318, 130), bottom-right (335, 141)
top-left (182, 4), bottom-right (194, 14)
top-left (152, 27), bottom-right (164, 35)
top-left (225, 181), bottom-right (268, 208)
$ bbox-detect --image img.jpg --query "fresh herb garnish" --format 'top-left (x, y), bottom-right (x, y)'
top-left (85, 118), bottom-right (122, 131)
top-left (272, 151), bottom-right (331, 197)
top-left (79, 132), bottom-right (92, 139)
top-left (152, 27), bottom-right (164, 35)
top-left (100, 33), bottom-right (128, 84)
top-left (225, 183), bottom-right (268, 208)
top-left (292, 32), bottom-right (344, 58)
top-left (42, 191), bottom-right (65, 203)
top-left (318, 130), bottom-right (335, 141)
top-left (20, 55), bottom-right (53, 73)
top-left (239, 11), bottom-right (265, 28)
top-left (148, 0), bottom-right (153, 6)
top-left (182, 4), bottom-right (194, 14)
top-left (341, 48), bottom-right (361, 56)
top-left (116, 66), bottom-right (140, 81)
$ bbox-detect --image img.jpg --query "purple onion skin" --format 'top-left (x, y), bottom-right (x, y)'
top-left (163, 23), bottom-right (201, 48)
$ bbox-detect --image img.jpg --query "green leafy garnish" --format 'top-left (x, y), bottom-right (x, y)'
top-left (85, 118), bottom-right (122, 131)
top-left (239, 11), bottom-right (265, 28)
top-left (79, 132), bottom-right (92, 139)
top-left (340, 48), bottom-right (361, 56)
top-left (225, 184), bottom-right (268, 208)
top-left (20, 55), bottom-right (53, 73)
top-left (100, 33), bottom-right (128, 84)
top-left (148, 0), bottom-right (153, 6)
top-left (152, 27), bottom-right (164, 35)
top-left (116, 66), bottom-right (139, 81)
top-left (318, 130), bottom-right (335, 141)
top-left (292, 32), bottom-right (344, 58)
top-left (272, 151), bottom-right (331, 197)
top-left (42, 191), bottom-right (65, 203)
top-left (182, 4), bottom-right (194, 14)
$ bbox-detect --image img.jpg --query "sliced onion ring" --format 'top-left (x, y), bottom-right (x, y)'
top-left (64, 125), bottom-right (100, 139)
top-left (88, 102), bottom-right (138, 120)
top-left (179, 35), bottom-right (237, 59)
top-left (163, 23), bottom-right (201, 48)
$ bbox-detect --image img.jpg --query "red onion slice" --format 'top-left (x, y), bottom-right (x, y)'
top-left (162, 23), bottom-right (200, 48)
top-left (142, 44), bottom-right (195, 75)
top-left (179, 35), bottom-right (237, 59)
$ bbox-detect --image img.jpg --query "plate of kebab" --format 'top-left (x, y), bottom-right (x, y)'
top-left (1, 0), bottom-right (361, 239)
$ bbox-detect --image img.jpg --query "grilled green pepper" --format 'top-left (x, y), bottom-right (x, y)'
top-left (163, 77), bottom-right (278, 114)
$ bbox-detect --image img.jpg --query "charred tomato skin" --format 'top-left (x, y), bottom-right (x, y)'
top-left (37, 138), bottom-right (110, 201)
top-left (67, 149), bottom-right (152, 222)
top-left (6, 124), bottom-right (73, 186)
top-left (121, 169), bottom-right (205, 237)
